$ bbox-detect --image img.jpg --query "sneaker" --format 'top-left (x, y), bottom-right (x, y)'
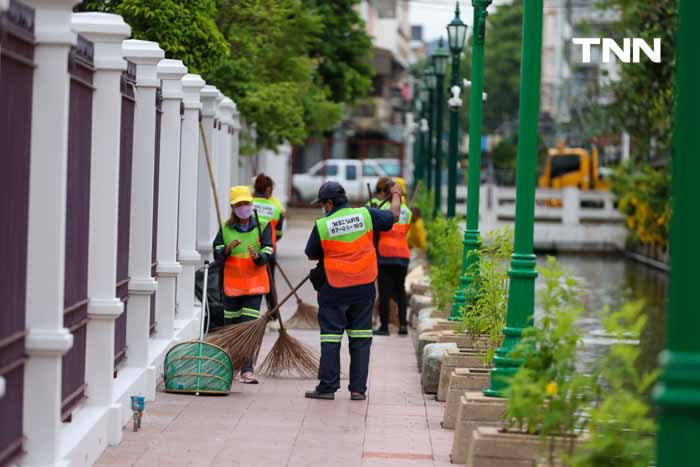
top-left (305, 390), bottom-right (335, 400)
top-left (350, 392), bottom-right (366, 401)
top-left (240, 372), bottom-right (259, 384)
top-left (373, 328), bottom-right (389, 336)
top-left (398, 324), bottom-right (408, 335)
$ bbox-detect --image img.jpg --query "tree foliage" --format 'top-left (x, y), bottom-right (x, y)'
top-left (459, 1), bottom-right (523, 134)
top-left (303, 0), bottom-right (374, 104)
top-left (80, 0), bottom-right (374, 150)
top-left (78, 0), bottom-right (229, 76)
top-left (598, 0), bottom-right (677, 161)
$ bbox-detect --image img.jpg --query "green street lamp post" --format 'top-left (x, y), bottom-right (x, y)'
top-left (484, 0), bottom-right (543, 397)
top-left (446, 3), bottom-right (468, 219)
top-left (425, 66), bottom-right (436, 192)
top-left (450, 0), bottom-right (492, 320)
top-left (413, 96), bottom-right (425, 187)
top-left (655, 0), bottom-right (700, 463)
top-left (432, 38), bottom-right (449, 217)
top-left (418, 82), bottom-right (430, 187)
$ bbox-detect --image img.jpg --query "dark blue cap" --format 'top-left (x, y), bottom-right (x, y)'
top-left (312, 181), bottom-right (346, 204)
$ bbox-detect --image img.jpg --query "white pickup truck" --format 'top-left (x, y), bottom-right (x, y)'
top-left (292, 158), bottom-right (401, 203)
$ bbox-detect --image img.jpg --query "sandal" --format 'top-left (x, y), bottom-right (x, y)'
top-left (240, 372), bottom-right (259, 384)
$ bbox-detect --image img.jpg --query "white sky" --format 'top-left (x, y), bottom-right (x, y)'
top-left (409, 0), bottom-right (512, 42)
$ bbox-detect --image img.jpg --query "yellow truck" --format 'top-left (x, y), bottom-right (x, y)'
top-left (538, 142), bottom-right (610, 191)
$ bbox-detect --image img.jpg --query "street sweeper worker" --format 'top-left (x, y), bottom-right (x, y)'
top-left (252, 173), bottom-right (284, 309)
top-left (213, 185), bottom-right (274, 384)
top-left (304, 181), bottom-right (402, 400)
top-left (366, 176), bottom-right (393, 208)
top-left (373, 176), bottom-right (412, 337)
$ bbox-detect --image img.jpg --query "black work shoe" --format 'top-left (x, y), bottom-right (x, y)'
top-left (398, 325), bottom-right (408, 335)
top-left (373, 328), bottom-right (389, 336)
top-left (350, 392), bottom-right (366, 401)
top-left (305, 390), bottom-right (335, 400)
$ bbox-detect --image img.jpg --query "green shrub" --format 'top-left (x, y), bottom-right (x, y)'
top-left (459, 227), bottom-right (513, 365)
top-left (567, 302), bottom-right (657, 467)
top-left (504, 258), bottom-right (589, 460)
top-left (427, 214), bottom-right (462, 312)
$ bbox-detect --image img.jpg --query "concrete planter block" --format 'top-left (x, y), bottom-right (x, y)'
top-left (416, 317), bottom-right (440, 336)
top-left (468, 426), bottom-right (580, 467)
top-left (410, 294), bottom-right (433, 313)
top-left (437, 348), bottom-right (489, 401)
top-left (416, 331), bottom-right (441, 369)
top-left (442, 368), bottom-right (492, 429)
top-left (432, 318), bottom-right (461, 331)
top-left (437, 331), bottom-right (490, 349)
top-left (451, 392), bottom-right (507, 464)
top-left (421, 342), bottom-right (457, 394)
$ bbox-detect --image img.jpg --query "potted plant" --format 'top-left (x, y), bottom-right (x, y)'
top-left (458, 227), bottom-right (513, 364)
top-left (469, 258), bottom-right (589, 467)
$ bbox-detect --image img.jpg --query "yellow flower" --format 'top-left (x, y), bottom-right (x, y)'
top-left (546, 381), bottom-right (558, 397)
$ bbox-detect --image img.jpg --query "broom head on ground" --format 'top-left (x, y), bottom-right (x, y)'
top-left (257, 326), bottom-right (319, 378)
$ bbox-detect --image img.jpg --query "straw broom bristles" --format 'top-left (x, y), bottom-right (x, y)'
top-left (257, 327), bottom-right (319, 378)
top-left (277, 262), bottom-right (319, 329)
top-left (206, 314), bottom-right (271, 371)
top-left (285, 300), bottom-right (320, 329)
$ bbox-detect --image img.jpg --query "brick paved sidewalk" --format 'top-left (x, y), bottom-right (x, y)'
top-left (95, 329), bottom-right (453, 467)
top-left (96, 215), bottom-right (451, 466)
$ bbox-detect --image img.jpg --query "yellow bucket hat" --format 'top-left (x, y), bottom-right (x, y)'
top-left (394, 177), bottom-right (407, 195)
top-left (229, 185), bottom-right (253, 205)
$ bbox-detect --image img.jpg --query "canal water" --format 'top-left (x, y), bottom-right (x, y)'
top-left (539, 254), bottom-right (668, 376)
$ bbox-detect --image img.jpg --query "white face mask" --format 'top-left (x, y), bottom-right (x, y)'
top-left (321, 207), bottom-right (328, 216)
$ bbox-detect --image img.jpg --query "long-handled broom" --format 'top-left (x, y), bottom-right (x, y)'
top-left (278, 262), bottom-right (319, 329)
top-left (206, 275), bottom-right (317, 375)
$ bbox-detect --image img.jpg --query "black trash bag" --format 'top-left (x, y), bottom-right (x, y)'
top-left (195, 260), bottom-right (225, 331)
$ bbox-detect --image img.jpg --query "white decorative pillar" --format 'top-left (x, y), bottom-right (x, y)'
top-left (153, 59), bottom-right (186, 340)
top-left (22, 2), bottom-right (79, 466)
top-left (211, 91), bottom-right (225, 238)
top-left (218, 97), bottom-right (235, 214)
top-left (196, 85), bottom-right (220, 260)
top-left (230, 104), bottom-right (241, 186)
top-left (122, 39), bottom-right (163, 368)
top-left (177, 74), bottom-right (205, 319)
top-left (71, 13), bottom-right (130, 445)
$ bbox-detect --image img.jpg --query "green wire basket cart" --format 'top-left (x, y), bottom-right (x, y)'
top-left (164, 261), bottom-right (233, 395)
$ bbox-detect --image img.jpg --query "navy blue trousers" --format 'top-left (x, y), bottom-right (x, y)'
top-left (316, 297), bottom-right (374, 394)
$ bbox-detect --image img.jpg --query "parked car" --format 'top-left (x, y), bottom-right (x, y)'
top-left (292, 158), bottom-right (401, 203)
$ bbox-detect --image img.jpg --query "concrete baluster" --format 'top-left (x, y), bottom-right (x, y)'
top-left (177, 74), bottom-right (205, 323)
top-left (154, 59), bottom-right (187, 341)
top-left (196, 85), bottom-right (221, 260)
top-left (562, 187), bottom-right (580, 226)
top-left (218, 97), bottom-right (236, 212)
top-left (21, 1), bottom-right (80, 465)
top-left (122, 39), bottom-right (164, 370)
top-left (71, 11), bottom-right (131, 446)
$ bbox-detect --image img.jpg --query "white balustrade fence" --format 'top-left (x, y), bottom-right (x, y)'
top-left (0, 3), bottom-right (261, 466)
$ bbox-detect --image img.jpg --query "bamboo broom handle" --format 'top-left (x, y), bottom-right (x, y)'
top-left (199, 122), bottom-right (223, 228)
top-left (263, 275), bottom-right (310, 322)
top-left (276, 262), bottom-right (303, 302)
top-left (253, 209), bottom-right (283, 329)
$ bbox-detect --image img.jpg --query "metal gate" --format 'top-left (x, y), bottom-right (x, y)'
top-left (114, 61), bottom-right (135, 370)
top-left (0, 0), bottom-right (34, 463)
top-left (150, 88), bottom-right (162, 336)
top-left (61, 34), bottom-right (94, 421)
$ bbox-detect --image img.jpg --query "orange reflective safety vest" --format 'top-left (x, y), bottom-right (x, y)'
top-left (378, 203), bottom-right (412, 259)
top-left (221, 222), bottom-right (271, 297)
top-left (316, 207), bottom-right (377, 288)
top-left (253, 197), bottom-right (282, 245)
